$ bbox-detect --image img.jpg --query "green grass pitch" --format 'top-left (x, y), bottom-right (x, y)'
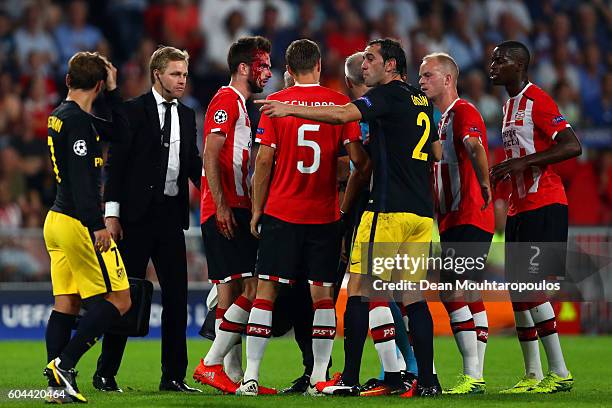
top-left (1, 335), bottom-right (611, 407)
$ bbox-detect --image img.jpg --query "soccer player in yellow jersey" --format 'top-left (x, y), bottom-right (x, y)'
top-left (258, 38), bottom-right (439, 397)
top-left (43, 52), bottom-right (131, 403)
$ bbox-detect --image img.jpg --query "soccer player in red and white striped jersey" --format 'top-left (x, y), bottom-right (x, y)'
top-left (490, 41), bottom-right (581, 394)
top-left (236, 39), bottom-right (370, 396)
top-left (194, 36), bottom-right (276, 395)
top-left (419, 52), bottom-right (494, 394)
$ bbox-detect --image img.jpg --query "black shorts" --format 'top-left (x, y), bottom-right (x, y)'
top-left (256, 215), bottom-right (342, 286)
top-left (505, 203), bottom-right (568, 286)
top-left (440, 224), bottom-right (493, 282)
top-left (201, 208), bottom-right (258, 283)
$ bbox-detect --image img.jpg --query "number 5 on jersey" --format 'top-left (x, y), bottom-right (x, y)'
top-left (297, 124), bottom-right (320, 174)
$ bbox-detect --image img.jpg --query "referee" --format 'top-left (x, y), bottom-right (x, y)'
top-left (257, 38), bottom-right (439, 397)
top-left (43, 52), bottom-right (131, 404)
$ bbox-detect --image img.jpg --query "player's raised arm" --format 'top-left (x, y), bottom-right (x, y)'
top-left (255, 99), bottom-right (362, 125)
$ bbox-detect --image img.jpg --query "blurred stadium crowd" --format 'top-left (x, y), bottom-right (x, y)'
top-left (0, 0), bottom-right (610, 281)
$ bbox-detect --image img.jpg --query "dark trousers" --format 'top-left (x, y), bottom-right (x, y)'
top-left (96, 196), bottom-right (188, 381)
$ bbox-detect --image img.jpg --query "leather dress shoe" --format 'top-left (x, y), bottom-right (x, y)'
top-left (93, 373), bottom-right (123, 392)
top-left (159, 379), bottom-right (202, 392)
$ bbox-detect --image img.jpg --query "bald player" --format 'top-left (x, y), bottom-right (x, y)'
top-left (419, 53), bottom-right (494, 395)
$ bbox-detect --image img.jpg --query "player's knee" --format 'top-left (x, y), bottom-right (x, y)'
top-left (106, 290), bottom-right (132, 315)
top-left (310, 286), bottom-right (333, 304)
top-left (217, 282), bottom-right (238, 309)
top-left (242, 277), bottom-right (259, 300)
top-left (347, 273), bottom-right (363, 296)
top-left (54, 295), bottom-right (81, 315)
top-left (117, 296), bottom-right (132, 316)
top-left (254, 279), bottom-right (278, 301)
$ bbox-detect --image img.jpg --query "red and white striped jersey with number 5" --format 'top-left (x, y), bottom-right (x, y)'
top-left (500, 82), bottom-right (570, 216)
top-left (200, 86), bottom-right (252, 224)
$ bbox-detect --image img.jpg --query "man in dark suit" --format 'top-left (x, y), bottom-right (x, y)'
top-left (94, 46), bottom-right (201, 392)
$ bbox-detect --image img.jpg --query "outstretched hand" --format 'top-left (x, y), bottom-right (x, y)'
top-left (254, 100), bottom-right (291, 118)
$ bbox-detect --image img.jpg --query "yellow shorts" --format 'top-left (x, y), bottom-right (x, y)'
top-left (43, 211), bottom-right (129, 299)
top-left (350, 211), bottom-right (433, 282)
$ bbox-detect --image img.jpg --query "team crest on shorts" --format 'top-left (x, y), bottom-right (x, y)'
top-left (213, 109), bottom-right (228, 124)
top-left (117, 267), bottom-right (124, 279)
top-left (73, 140), bottom-right (87, 156)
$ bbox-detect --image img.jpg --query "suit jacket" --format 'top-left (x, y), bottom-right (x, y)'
top-left (104, 91), bottom-right (201, 229)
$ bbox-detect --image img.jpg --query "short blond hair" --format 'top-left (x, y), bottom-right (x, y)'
top-left (149, 46), bottom-right (189, 83)
top-left (422, 52), bottom-right (459, 81)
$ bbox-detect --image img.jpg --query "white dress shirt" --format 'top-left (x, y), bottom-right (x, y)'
top-left (152, 87), bottom-right (181, 197)
top-left (105, 87), bottom-right (181, 218)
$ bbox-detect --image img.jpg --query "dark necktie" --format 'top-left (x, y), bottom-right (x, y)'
top-left (159, 101), bottom-right (173, 197)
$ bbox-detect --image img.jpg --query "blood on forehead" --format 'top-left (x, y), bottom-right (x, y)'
top-left (249, 50), bottom-right (270, 75)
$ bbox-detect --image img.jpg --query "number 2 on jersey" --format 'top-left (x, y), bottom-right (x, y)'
top-left (297, 124), bottom-right (321, 174)
top-left (412, 112), bottom-right (430, 161)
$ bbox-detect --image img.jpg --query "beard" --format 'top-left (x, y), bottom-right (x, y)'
top-left (247, 78), bottom-right (264, 94)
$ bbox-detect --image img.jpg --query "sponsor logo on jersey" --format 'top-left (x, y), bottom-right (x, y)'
top-left (502, 128), bottom-right (520, 148)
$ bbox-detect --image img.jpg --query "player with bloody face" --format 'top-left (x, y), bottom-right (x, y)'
top-left (194, 36), bottom-right (274, 395)
top-left (248, 51), bottom-right (272, 93)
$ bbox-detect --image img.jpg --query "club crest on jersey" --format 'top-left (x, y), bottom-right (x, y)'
top-left (213, 109), bottom-right (228, 124)
top-left (73, 140), bottom-right (87, 156)
top-left (515, 109), bottom-right (525, 121)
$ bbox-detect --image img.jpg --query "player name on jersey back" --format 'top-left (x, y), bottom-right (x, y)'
top-left (284, 100), bottom-right (337, 107)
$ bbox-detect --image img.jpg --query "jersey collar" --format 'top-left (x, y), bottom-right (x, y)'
top-left (512, 82), bottom-right (533, 99)
top-left (294, 82), bottom-right (320, 87)
top-left (226, 85), bottom-right (246, 105)
top-left (441, 97), bottom-right (460, 117)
